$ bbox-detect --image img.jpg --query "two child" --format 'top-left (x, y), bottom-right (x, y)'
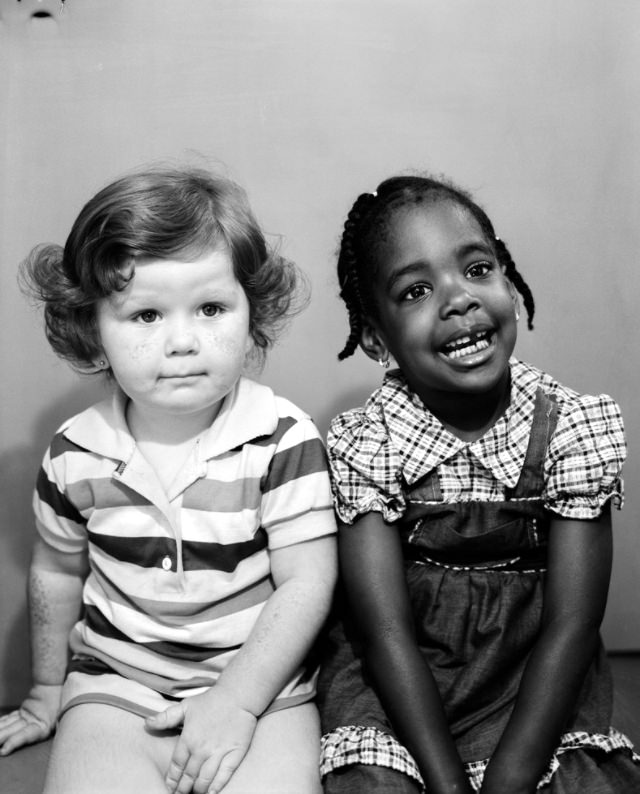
top-left (0, 167), bottom-right (337, 794)
top-left (316, 175), bottom-right (640, 793)
top-left (1, 164), bottom-right (639, 794)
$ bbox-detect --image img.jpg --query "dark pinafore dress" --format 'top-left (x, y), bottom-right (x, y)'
top-left (318, 389), bottom-right (639, 791)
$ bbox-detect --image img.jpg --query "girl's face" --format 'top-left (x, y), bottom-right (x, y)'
top-left (96, 248), bottom-right (251, 432)
top-left (364, 200), bottom-right (518, 406)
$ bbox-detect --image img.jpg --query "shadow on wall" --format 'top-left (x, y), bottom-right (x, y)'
top-left (0, 378), bottom-right (107, 705)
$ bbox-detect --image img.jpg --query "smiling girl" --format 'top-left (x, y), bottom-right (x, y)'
top-left (316, 175), bottom-right (640, 793)
top-left (0, 166), bottom-right (337, 794)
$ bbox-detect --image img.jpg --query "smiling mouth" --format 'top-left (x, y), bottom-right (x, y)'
top-left (442, 330), bottom-right (492, 360)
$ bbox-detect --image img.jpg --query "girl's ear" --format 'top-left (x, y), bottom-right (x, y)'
top-left (360, 318), bottom-right (390, 364)
top-left (508, 280), bottom-right (520, 321)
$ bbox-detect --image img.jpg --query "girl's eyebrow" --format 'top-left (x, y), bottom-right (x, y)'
top-left (456, 241), bottom-right (495, 258)
top-left (386, 261), bottom-right (429, 292)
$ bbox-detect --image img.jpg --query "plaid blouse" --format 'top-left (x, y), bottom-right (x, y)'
top-left (328, 359), bottom-right (625, 525)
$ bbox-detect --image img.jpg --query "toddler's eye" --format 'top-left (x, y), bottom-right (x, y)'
top-left (466, 262), bottom-right (492, 278)
top-left (135, 310), bottom-right (159, 324)
top-left (201, 303), bottom-right (221, 317)
top-left (401, 284), bottom-right (431, 302)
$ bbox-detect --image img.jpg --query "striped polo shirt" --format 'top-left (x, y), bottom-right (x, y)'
top-left (34, 376), bottom-right (336, 705)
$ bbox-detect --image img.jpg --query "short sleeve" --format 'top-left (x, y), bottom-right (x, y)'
top-left (544, 394), bottom-right (626, 519)
top-left (33, 433), bottom-right (89, 554)
top-left (327, 408), bottom-right (405, 524)
top-left (260, 414), bottom-right (337, 549)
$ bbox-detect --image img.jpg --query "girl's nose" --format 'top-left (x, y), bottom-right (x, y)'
top-left (165, 320), bottom-right (199, 356)
top-left (439, 277), bottom-right (480, 319)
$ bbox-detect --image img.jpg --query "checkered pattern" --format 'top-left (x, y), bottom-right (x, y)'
top-left (328, 359), bottom-right (625, 525)
top-left (320, 726), bottom-right (640, 791)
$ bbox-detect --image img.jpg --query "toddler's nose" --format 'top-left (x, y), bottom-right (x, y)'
top-left (166, 320), bottom-right (199, 355)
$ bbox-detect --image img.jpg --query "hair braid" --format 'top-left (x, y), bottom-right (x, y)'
top-left (337, 192), bottom-right (378, 360)
top-left (494, 237), bottom-right (535, 330)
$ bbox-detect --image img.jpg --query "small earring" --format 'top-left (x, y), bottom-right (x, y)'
top-left (515, 308), bottom-right (521, 321)
top-left (96, 359), bottom-right (107, 370)
top-left (378, 355), bottom-right (390, 369)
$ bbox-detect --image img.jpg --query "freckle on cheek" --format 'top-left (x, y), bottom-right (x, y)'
top-left (206, 332), bottom-right (243, 355)
top-left (129, 344), bottom-right (153, 361)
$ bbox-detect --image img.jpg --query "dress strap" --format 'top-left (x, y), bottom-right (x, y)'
top-left (505, 387), bottom-right (558, 500)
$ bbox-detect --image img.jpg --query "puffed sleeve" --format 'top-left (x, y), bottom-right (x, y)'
top-left (327, 406), bottom-right (405, 524)
top-left (544, 393), bottom-right (626, 519)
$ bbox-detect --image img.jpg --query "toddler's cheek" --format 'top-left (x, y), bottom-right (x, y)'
top-left (128, 342), bottom-right (156, 362)
top-left (203, 330), bottom-right (246, 358)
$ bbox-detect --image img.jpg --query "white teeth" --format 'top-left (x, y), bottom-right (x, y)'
top-left (444, 334), bottom-right (491, 359)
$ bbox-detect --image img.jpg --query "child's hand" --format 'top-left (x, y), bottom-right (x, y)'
top-left (0, 683), bottom-right (62, 756)
top-left (145, 687), bottom-right (257, 794)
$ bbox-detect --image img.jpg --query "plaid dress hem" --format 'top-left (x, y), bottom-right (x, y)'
top-left (320, 725), bottom-right (640, 792)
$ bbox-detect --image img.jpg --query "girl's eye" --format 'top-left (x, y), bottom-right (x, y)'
top-left (201, 303), bottom-right (221, 317)
top-left (466, 261), bottom-right (492, 278)
top-left (401, 284), bottom-right (431, 302)
top-left (135, 310), bottom-right (159, 324)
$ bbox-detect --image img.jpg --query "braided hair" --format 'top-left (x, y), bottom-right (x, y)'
top-left (336, 175), bottom-right (535, 360)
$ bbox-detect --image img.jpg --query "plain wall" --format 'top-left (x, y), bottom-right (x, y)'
top-left (1, 0), bottom-right (638, 706)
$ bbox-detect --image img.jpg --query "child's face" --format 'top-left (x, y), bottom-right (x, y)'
top-left (365, 200), bottom-right (517, 404)
top-left (96, 248), bottom-right (251, 430)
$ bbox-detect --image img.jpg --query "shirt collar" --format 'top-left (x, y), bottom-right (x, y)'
top-left (378, 360), bottom-right (541, 488)
top-left (63, 376), bottom-right (279, 464)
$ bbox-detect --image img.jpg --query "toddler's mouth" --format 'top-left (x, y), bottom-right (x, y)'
top-left (442, 330), bottom-right (492, 360)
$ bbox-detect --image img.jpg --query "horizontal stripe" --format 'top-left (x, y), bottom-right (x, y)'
top-left (182, 529), bottom-right (268, 571)
top-left (36, 467), bottom-right (86, 527)
top-left (85, 583), bottom-right (265, 645)
top-left (67, 476), bottom-right (151, 513)
top-left (88, 530), bottom-right (177, 570)
top-left (71, 627), bottom-right (234, 686)
top-left (88, 563), bottom-right (274, 624)
top-left (87, 527), bottom-right (268, 573)
top-left (241, 415), bottom-right (297, 450)
top-left (85, 605), bottom-right (242, 662)
top-left (263, 436), bottom-right (329, 493)
top-left (183, 476), bottom-right (262, 512)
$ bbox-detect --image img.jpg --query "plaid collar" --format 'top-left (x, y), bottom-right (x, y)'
top-left (376, 359), bottom-right (542, 488)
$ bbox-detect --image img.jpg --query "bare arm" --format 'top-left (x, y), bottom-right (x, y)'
top-left (339, 513), bottom-right (473, 794)
top-left (0, 536), bottom-right (87, 755)
top-left (207, 533), bottom-right (338, 713)
top-left (147, 533), bottom-right (337, 794)
top-left (480, 511), bottom-right (612, 794)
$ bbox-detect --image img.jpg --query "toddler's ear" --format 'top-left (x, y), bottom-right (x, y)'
top-left (360, 319), bottom-right (389, 364)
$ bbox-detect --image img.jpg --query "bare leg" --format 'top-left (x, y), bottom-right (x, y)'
top-left (222, 703), bottom-right (323, 794)
top-left (43, 704), bottom-right (175, 794)
top-left (44, 701), bottom-right (322, 794)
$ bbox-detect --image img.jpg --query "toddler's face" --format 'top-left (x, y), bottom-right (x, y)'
top-left (367, 200), bottom-right (518, 404)
top-left (95, 247), bottom-right (251, 430)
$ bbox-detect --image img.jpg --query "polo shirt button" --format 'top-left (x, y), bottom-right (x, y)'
top-left (162, 556), bottom-right (172, 571)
